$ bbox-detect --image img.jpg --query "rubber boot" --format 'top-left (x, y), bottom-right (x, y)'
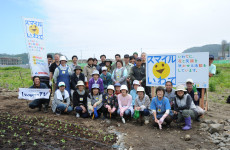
top-left (182, 117), bottom-right (191, 130)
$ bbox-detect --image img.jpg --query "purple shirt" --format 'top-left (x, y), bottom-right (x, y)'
top-left (88, 78), bottom-right (104, 94)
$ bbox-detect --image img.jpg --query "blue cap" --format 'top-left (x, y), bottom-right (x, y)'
top-left (92, 84), bottom-right (100, 89)
top-left (209, 55), bottom-right (214, 59)
top-left (114, 83), bottom-right (121, 87)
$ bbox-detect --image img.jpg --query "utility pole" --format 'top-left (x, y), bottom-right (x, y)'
top-left (81, 50), bottom-right (82, 63)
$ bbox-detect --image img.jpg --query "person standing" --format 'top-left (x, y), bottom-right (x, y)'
top-left (47, 54), bottom-right (53, 67)
top-left (111, 60), bottom-right (128, 86)
top-left (141, 52), bottom-right (147, 69)
top-left (105, 59), bottom-right (113, 74)
top-left (83, 58), bottom-right (96, 82)
top-left (53, 56), bottom-right (72, 95)
top-left (100, 66), bottom-right (112, 91)
top-left (209, 55), bottom-right (216, 77)
top-left (111, 54), bottom-right (121, 72)
top-left (124, 54), bottom-right (134, 90)
top-left (49, 53), bottom-right (60, 92)
top-left (70, 55), bottom-right (80, 74)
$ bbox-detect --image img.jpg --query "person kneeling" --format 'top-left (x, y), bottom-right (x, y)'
top-left (173, 85), bottom-right (198, 131)
top-left (102, 85), bottom-right (118, 119)
top-left (73, 81), bottom-right (88, 118)
top-left (134, 87), bottom-right (151, 125)
top-left (150, 86), bottom-right (173, 129)
top-left (117, 85), bottom-right (134, 124)
top-left (87, 84), bottom-right (103, 119)
top-left (52, 82), bottom-right (73, 115)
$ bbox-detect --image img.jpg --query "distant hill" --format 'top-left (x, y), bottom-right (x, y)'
top-left (183, 44), bottom-right (229, 58)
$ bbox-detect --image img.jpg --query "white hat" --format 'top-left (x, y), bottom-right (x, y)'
top-left (92, 70), bottom-right (100, 76)
top-left (58, 82), bottom-right (65, 87)
top-left (137, 86), bottom-right (145, 92)
top-left (133, 80), bottom-right (140, 85)
top-left (107, 85), bottom-right (115, 91)
top-left (76, 80), bottom-right (85, 87)
top-left (60, 56), bottom-right (67, 62)
top-left (186, 79), bottom-right (193, 84)
top-left (102, 66), bottom-right (107, 71)
top-left (120, 85), bottom-right (128, 91)
top-left (175, 85), bottom-right (187, 92)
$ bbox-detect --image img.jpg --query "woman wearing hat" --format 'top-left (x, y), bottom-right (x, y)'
top-left (71, 66), bottom-right (85, 99)
top-left (150, 86), bottom-right (173, 129)
top-left (52, 82), bottom-right (73, 115)
top-left (102, 85), bottom-right (118, 119)
top-left (112, 60), bottom-right (128, 86)
top-left (83, 57), bottom-right (96, 82)
top-left (73, 81), bottom-right (88, 118)
top-left (117, 85), bottom-right (134, 124)
top-left (105, 59), bottom-right (113, 74)
top-left (53, 56), bottom-right (72, 95)
top-left (114, 83), bottom-right (121, 96)
top-left (100, 66), bottom-right (112, 91)
top-left (87, 84), bottom-right (103, 118)
top-left (130, 80), bottom-right (140, 107)
top-left (173, 85), bottom-right (198, 130)
top-left (88, 70), bottom-right (104, 94)
top-left (134, 87), bottom-right (151, 125)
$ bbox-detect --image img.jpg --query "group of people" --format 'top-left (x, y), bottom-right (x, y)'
top-left (28, 53), bottom-right (216, 131)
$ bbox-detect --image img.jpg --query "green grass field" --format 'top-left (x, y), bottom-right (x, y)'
top-left (0, 63), bottom-right (229, 93)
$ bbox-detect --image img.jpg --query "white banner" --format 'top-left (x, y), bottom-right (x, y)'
top-left (18, 88), bottom-right (50, 100)
top-left (23, 18), bottom-right (49, 77)
top-left (146, 52), bottom-right (209, 88)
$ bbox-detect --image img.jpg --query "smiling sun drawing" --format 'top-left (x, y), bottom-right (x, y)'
top-left (153, 61), bottom-right (170, 79)
top-left (29, 24), bottom-right (39, 35)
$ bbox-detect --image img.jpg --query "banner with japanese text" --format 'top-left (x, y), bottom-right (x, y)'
top-left (146, 52), bottom-right (209, 88)
top-left (23, 18), bottom-right (49, 77)
top-left (18, 88), bottom-right (50, 100)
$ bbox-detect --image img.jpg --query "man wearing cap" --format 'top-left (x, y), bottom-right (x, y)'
top-left (100, 66), bottom-right (112, 91)
top-left (111, 54), bottom-right (121, 72)
top-left (53, 56), bottom-right (72, 95)
top-left (28, 76), bottom-right (50, 112)
top-left (186, 79), bottom-right (200, 106)
top-left (83, 58), bottom-right (97, 82)
top-left (70, 66), bottom-right (85, 99)
top-left (89, 70), bottom-right (104, 93)
top-left (130, 57), bottom-right (150, 98)
top-left (52, 82), bottom-right (73, 115)
top-left (209, 55), bottom-right (216, 78)
top-left (70, 55), bottom-right (80, 74)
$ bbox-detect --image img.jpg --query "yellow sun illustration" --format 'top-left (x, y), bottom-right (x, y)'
top-left (29, 24), bottom-right (39, 35)
top-left (153, 61), bottom-right (170, 79)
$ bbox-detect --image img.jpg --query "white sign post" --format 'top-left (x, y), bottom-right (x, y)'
top-left (146, 52), bottom-right (209, 88)
top-left (23, 18), bottom-right (49, 77)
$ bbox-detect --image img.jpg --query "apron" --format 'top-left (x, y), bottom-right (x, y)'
top-left (57, 66), bottom-right (71, 95)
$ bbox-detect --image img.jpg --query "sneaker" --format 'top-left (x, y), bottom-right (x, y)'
top-left (56, 112), bottom-right (61, 116)
top-left (76, 113), bottom-right (80, 118)
top-left (121, 117), bottom-right (126, 124)
top-left (144, 116), bottom-right (149, 125)
top-left (144, 119), bottom-right (149, 125)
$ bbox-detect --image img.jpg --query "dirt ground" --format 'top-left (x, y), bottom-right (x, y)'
top-left (0, 90), bottom-right (230, 150)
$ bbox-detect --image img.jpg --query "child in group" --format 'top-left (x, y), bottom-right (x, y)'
top-left (114, 83), bottom-right (121, 96)
top-left (130, 80), bottom-right (140, 107)
top-left (88, 70), bottom-right (104, 94)
top-left (87, 84), bottom-right (103, 118)
top-left (52, 82), bottom-right (73, 115)
top-left (102, 85), bottom-right (118, 119)
top-left (150, 86), bottom-right (173, 129)
top-left (134, 87), bottom-right (150, 125)
top-left (73, 81), bottom-right (88, 118)
top-left (117, 85), bottom-right (134, 123)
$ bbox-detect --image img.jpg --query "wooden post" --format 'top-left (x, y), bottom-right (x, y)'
top-left (205, 90), bottom-right (209, 111)
top-left (151, 87), bottom-right (155, 98)
top-left (199, 88), bottom-right (205, 109)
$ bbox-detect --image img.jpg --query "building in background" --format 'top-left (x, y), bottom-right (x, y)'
top-left (0, 57), bottom-right (22, 65)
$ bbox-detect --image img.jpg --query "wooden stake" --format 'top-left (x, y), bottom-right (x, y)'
top-left (199, 88), bottom-right (205, 109)
top-left (151, 87), bottom-right (155, 98)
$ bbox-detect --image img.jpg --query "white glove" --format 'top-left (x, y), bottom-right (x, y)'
top-left (49, 81), bottom-right (52, 86)
top-left (140, 105), bottom-right (146, 111)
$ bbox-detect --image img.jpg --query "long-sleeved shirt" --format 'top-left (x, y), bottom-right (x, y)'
top-left (174, 94), bottom-right (197, 113)
top-left (88, 78), bottom-right (104, 94)
top-left (129, 65), bottom-right (146, 86)
top-left (135, 94), bottom-right (150, 109)
top-left (53, 65), bottom-right (72, 83)
top-left (111, 67), bottom-right (128, 85)
top-left (117, 94), bottom-right (132, 112)
top-left (130, 89), bottom-right (138, 106)
top-left (73, 90), bottom-right (88, 109)
top-left (52, 89), bottom-right (70, 112)
top-left (102, 93), bottom-right (118, 108)
top-left (87, 93), bottom-right (103, 114)
top-left (70, 73), bottom-right (85, 90)
top-left (100, 72), bottom-right (112, 89)
top-left (83, 64), bottom-right (96, 81)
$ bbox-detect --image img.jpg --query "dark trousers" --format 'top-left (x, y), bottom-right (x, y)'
top-left (75, 106), bottom-right (88, 118)
top-left (29, 99), bottom-right (49, 109)
top-left (101, 106), bottom-right (117, 118)
top-left (152, 115), bottom-right (173, 127)
top-left (140, 109), bottom-right (150, 116)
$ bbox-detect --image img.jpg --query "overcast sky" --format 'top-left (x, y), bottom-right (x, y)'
top-left (1, 0), bottom-right (230, 59)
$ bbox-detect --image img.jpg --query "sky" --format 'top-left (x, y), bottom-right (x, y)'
top-left (0, 0), bottom-right (230, 59)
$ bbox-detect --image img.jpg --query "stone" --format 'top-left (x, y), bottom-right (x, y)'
top-left (203, 119), bottom-right (214, 124)
top-left (185, 134), bottom-right (191, 141)
top-left (224, 126), bottom-right (230, 131)
top-left (218, 142), bottom-right (226, 147)
top-left (212, 140), bottom-right (220, 144)
top-left (226, 119), bottom-right (230, 123)
top-left (117, 123), bottom-right (121, 127)
top-left (209, 124), bottom-right (224, 134)
top-left (200, 123), bottom-right (208, 128)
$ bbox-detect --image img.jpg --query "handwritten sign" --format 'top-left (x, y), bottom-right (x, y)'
top-left (23, 18), bottom-right (49, 77)
top-left (146, 52), bottom-right (209, 88)
top-left (18, 88), bottom-right (50, 100)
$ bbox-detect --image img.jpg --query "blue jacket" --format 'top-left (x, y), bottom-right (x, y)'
top-left (130, 89), bottom-right (138, 106)
top-left (100, 72), bottom-right (112, 89)
top-left (29, 83), bottom-right (48, 89)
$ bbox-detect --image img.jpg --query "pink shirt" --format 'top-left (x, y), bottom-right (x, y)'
top-left (118, 94), bottom-right (132, 111)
